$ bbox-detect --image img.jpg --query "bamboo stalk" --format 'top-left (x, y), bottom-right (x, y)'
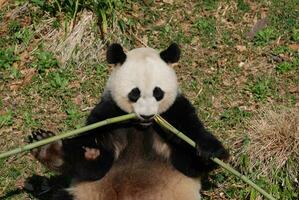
top-left (0, 113), bottom-right (137, 159)
top-left (154, 115), bottom-right (276, 200)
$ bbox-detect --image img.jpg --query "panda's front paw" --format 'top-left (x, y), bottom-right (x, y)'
top-left (196, 139), bottom-right (229, 162)
top-left (28, 129), bottom-right (56, 157)
top-left (28, 129), bottom-right (64, 171)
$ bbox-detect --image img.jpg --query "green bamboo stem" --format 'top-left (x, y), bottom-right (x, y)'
top-left (154, 115), bottom-right (276, 200)
top-left (0, 113), bottom-right (137, 159)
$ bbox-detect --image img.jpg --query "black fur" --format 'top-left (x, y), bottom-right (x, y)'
top-left (70, 93), bottom-right (228, 179)
top-left (24, 174), bottom-right (71, 200)
top-left (106, 43), bottom-right (127, 64)
top-left (156, 94), bottom-right (229, 177)
top-left (160, 43), bottom-right (181, 63)
top-left (128, 87), bottom-right (141, 102)
top-left (58, 94), bottom-right (130, 181)
top-left (153, 87), bottom-right (164, 101)
top-left (30, 93), bottom-right (228, 181)
top-left (29, 92), bottom-right (228, 184)
top-left (52, 189), bottom-right (74, 200)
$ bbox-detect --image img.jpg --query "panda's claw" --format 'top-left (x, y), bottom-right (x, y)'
top-left (45, 130), bottom-right (55, 137)
top-left (29, 129), bottom-right (55, 143)
top-left (28, 135), bottom-right (34, 143)
top-left (40, 131), bottom-right (48, 139)
top-left (32, 132), bottom-right (39, 141)
top-left (30, 132), bottom-right (38, 142)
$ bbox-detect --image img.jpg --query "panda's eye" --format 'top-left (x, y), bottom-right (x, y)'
top-left (153, 87), bottom-right (164, 101)
top-left (128, 87), bottom-right (141, 102)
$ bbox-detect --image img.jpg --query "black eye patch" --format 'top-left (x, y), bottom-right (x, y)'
top-left (153, 87), bottom-right (164, 101)
top-left (128, 87), bottom-right (141, 102)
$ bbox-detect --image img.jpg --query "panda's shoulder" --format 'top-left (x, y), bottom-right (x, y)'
top-left (87, 93), bottom-right (125, 125)
top-left (166, 94), bottom-right (196, 115)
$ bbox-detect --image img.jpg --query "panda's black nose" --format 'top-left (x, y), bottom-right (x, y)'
top-left (140, 115), bottom-right (154, 120)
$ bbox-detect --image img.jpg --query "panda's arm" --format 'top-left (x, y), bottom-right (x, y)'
top-left (158, 94), bottom-right (229, 177)
top-left (61, 97), bottom-right (127, 181)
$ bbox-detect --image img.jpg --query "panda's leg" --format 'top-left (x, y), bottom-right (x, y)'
top-left (28, 129), bottom-right (65, 172)
top-left (52, 189), bottom-right (74, 200)
top-left (29, 129), bottom-right (112, 182)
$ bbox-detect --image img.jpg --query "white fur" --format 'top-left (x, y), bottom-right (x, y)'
top-left (106, 47), bottom-right (178, 118)
top-left (152, 132), bottom-right (171, 160)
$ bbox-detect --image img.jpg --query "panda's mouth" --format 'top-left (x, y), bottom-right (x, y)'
top-left (139, 120), bottom-right (153, 126)
top-left (137, 114), bottom-right (155, 126)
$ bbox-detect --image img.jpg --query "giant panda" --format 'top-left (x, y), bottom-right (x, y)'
top-left (29, 43), bottom-right (229, 200)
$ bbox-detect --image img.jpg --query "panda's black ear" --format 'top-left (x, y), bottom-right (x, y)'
top-left (107, 43), bottom-right (127, 64)
top-left (160, 43), bottom-right (180, 64)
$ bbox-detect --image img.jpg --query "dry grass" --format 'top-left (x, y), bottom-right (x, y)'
top-left (52, 11), bottom-right (105, 65)
top-left (243, 106), bottom-right (299, 180)
top-left (32, 10), bottom-right (106, 66)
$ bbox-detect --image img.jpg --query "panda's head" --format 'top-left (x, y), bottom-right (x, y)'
top-left (105, 43), bottom-right (180, 125)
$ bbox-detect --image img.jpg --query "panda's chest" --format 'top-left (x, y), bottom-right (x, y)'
top-left (113, 126), bottom-right (171, 165)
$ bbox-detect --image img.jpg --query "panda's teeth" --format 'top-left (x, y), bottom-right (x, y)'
top-left (139, 121), bottom-right (153, 126)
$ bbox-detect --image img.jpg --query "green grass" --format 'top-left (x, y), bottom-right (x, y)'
top-left (220, 107), bottom-right (252, 127)
top-left (0, 110), bottom-right (14, 127)
top-left (275, 60), bottom-right (298, 73)
top-left (270, 0), bottom-right (299, 33)
top-left (291, 28), bottom-right (299, 42)
top-left (0, 0), bottom-right (298, 199)
top-left (254, 27), bottom-right (277, 46)
top-left (193, 16), bottom-right (217, 47)
top-left (0, 48), bottom-right (19, 69)
top-left (31, 50), bottom-right (59, 74)
top-left (249, 76), bottom-right (278, 101)
top-left (8, 20), bottom-right (21, 34)
top-left (237, 0), bottom-right (250, 12)
top-left (14, 28), bottom-right (34, 46)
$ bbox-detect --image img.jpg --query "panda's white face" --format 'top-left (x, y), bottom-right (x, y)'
top-left (106, 47), bottom-right (178, 124)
